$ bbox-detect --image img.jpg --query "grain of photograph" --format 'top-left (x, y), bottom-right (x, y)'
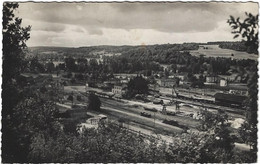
top-left (2, 1), bottom-right (259, 163)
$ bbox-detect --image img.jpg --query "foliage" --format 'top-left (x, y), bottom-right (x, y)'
top-left (3, 2), bottom-right (31, 82)
top-left (239, 64), bottom-right (258, 152)
top-left (196, 109), bottom-right (235, 162)
top-left (2, 2), bottom-right (31, 162)
top-left (231, 149), bottom-right (257, 163)
top-left (27, 118), bottom-right (249, 163)
top-left (29, 57), bottom-right (45, 73)
top-left (3, 95), bottom-right (60, 162)
top-left (65, 57), bottom-right (77, 72)
top-left (46, 62), bottom-right (55, 73)
top-left (3, 91), bottom-right (251, 163)
top-left (219, 41), bottom-right (249, 52)
top-left (200, 109), bottom-right (228, 130)
top-left (29, 44), bottom-right (256, 77)
top-left (77, 95), bottom-right (82, 101)
top-left (228, 12), bottom-right (258, 158)
top-left (67, 94), bottom-right (74, 104)
top-left (27, 121), bottom-right (164, 162)
top-left (89, 58), bottom-right (99, 71)
top-left (88, 93), bottom-right (101, 111)
top-left (126, 75), bottom-right (149, 98)
top-left (227, 13), bottom-right (258, 54)
top-left (77, 58), bottom-right (89, 72)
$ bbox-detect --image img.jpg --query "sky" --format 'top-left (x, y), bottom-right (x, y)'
top-left (15, 2), bottom-right (259, 47)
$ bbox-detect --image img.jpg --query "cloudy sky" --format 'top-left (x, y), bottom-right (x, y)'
top-left (16, 2), bottom-right (258, 47)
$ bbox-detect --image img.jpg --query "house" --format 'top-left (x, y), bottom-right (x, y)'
top-left (112, 84), bottom-right (127, 96)
top-left (114, 73), bottom-right (138, 79)
top-left (220, 79), bottom-right (228, 87)
top-left (157, 78), bottom-right (177, 87)
top-left (206, 75), bottom-right (219, 83)
top-left (218, 74), bottom-right (241, 83)
top-left (88, 117), bottom-right (100, 125)
top-left (88, 114), bottom-right (107, 124)
top-left (78, 114), bottom-right (108, 133)
top-left (176, 74), bottom-right (186, 81)
top-left (120, 78), bottom-right (129, 84)
top-left (149, 83), bottom-right (160, 92)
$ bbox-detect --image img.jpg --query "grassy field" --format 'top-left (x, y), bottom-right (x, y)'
top-left (190, 45), bottom-right (258, 60)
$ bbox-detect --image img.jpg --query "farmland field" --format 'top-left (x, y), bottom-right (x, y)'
top-left (190, 44), bottom-right (258, 60)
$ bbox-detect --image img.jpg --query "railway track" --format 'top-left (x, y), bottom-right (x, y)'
top-left (161, 96), bottom-right (245, 116)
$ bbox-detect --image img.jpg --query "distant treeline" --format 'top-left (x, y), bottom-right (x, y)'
top-left (120, 43), bottom-right (199, 64)
top-left (207, 41), bottom-right (257, 54)
top-left (29, 43), bottom-right (199, 60)
top-left (27, 42), bottom-right (257, 77)
top-left (30, 43), bottom-right (199, 53)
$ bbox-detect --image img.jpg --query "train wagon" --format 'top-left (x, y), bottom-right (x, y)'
top-left (214, 93), bottom-right (247, 108)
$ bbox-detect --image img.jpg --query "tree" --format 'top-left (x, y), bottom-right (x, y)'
top-left (2, 2), bottom-right (31, 162)
top-left (89, 58), bottom-right (99, 71)
top-left (77, 58), bottom-right (88, 73)
top-left (126, 75), bottom-right (149, 98)
top-left (228, 13), bottom-right (258, 54)
top-left (239, 66), bottom-right (258, 152)
top-left (228, 12), bottom-right (258, 156)
top-left (46, 62), bottom-right (55, 73)
top-left (65, 57), bottom-right (77, 72)
top-left (198, 109), bottom-right (234, 162)
top-left (77, 95), bottom-right (82, 101)
top-left (187, 73), bottom-right (197, 83)
top-left (2, 2), bottom-right (31, 112)
top-left (3, 2), bottom-right (31, 82)
top-left (67, 94), bottom-right (74, 105)
top-left (30, 57), bottom-right (45, 73)
top-left (88, 93), bottom-right (101, 111)
top-left (164, 69), bottom-right (170, 77)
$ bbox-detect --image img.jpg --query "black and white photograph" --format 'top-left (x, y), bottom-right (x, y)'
top-left (2, 1), bottom-right (259, 163)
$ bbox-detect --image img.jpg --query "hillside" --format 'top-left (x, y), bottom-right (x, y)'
top-left (28, 42), bottom-right (257, 62)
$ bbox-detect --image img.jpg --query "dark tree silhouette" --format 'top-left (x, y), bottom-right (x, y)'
top-left (67, 94), bottom-right (74, 105)
top-left (228, 12), bottom-right (258, 160)
top-left (2, 2), bottom-right (31, 162)
top-left (88, 93), bottom-right (101, 111)
top-left (228, 12), bottom-right (258, 54)
top-left (125, 75), bottom-right (149, 98)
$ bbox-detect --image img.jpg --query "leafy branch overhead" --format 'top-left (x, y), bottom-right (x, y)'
top-left (227, 13), bottom-right (258, 54)
top-left (228, 12), bottom-right (258, 155)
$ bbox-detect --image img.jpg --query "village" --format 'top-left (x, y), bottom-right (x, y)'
top-left (19, 57), bottom-right (249, 146)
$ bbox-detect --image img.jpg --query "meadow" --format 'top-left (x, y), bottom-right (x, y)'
top-left (190, 44), bottom-right (258, 60)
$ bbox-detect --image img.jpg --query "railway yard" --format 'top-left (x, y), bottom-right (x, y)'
top-left (60, 85), bottom-right (246, 142)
